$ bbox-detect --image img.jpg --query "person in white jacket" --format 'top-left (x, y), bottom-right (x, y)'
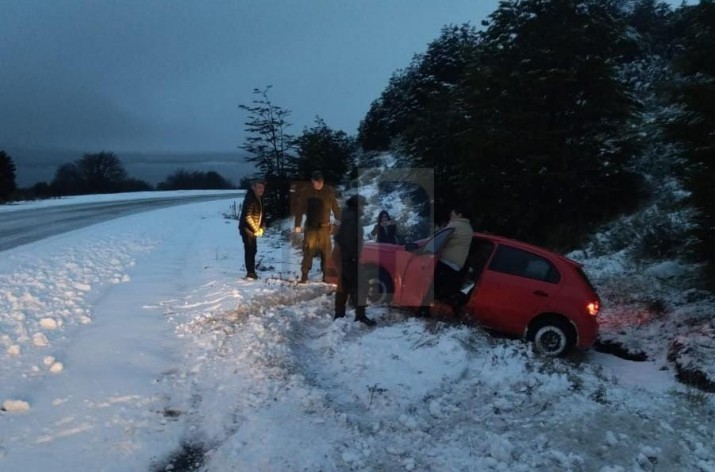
top-left (420, 204), bottom-right (473, 316)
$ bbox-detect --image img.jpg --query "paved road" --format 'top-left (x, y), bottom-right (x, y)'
top-left (0, 193), bottom-right (243, 252)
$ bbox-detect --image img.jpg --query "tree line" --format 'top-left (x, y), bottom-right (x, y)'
top-left (0, 150), bottom-right (236, 201)
top-left (236, 0), bottom-right (714, 285)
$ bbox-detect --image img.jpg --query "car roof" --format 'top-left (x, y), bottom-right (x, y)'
top-left (474, 232), bottom-right (581, 267)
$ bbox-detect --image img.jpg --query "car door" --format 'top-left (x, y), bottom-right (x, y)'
top-left (399, 227), bottom-right (454, 306)
top-left (469, 244), bottom-right (560, 335)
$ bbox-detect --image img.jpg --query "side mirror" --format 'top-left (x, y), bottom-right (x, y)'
top-left (405, 242), bottom-right (419, 252)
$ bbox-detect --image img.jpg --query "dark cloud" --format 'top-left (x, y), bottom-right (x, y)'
top-left (0, 0), bottom-right (688, 156)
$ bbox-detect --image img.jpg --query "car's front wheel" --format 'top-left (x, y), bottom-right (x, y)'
top-left (529, 318), bottom-right (575, 357)
top-left (362, 265), bottom-right (393, 305)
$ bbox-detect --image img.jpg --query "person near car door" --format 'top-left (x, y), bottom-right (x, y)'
top-left (420, 204), bottom-right (473, 315)
top-left (238, 178), bottom-right (266, 280)
top-left (333, 194), bottom-right (376, 326)
top-left (293, 171), bottom-right (341, 283)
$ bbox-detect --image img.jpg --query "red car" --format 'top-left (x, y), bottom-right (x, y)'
top-left (359, 228), bottom-right (600, 357)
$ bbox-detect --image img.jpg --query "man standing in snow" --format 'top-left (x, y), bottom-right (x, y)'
top-left (292, 171), bottom-right (341, 283)
top-left (239, 178), bottom-right (266, 280)
top-left (333, 194), bottom-right (375, 326)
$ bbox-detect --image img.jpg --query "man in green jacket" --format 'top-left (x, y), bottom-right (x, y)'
top-left (293, 171), bottom-right (341, 283)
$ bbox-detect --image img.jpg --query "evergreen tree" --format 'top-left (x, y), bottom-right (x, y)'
top-left (294, 117), bottom-right (356, 185)
top-left (668, 0), bottom-right (715, 284)
top-left (238, 86), bottom-right (297, 219)
top-left (452, 0), bottom-right (642, 247)
top-left (0, 150), bottom-right (18, 202)
top-left (357, 24), bottom-right (481, 154)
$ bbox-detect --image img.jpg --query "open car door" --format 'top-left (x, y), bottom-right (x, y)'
top-left (399, 227), bottom-right (455, 307)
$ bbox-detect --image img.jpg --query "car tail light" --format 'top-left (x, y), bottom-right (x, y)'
top-left (587, 301), bottom-right (600, 316)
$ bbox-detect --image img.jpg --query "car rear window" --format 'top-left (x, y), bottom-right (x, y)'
top-left (488, 245), bottom-right (560, 284)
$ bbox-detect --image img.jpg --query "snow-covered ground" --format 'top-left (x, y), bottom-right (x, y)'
top-left (1, 185), bottom-right (714, 471)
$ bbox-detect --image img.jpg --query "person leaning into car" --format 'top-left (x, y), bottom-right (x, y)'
top-left (238, 178), bottom-right (266, 280)
top-left (421, 203), bottom-right (473, 315)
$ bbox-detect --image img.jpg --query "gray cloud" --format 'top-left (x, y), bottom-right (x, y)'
top-left (0, 0), bottom-right (687, 156)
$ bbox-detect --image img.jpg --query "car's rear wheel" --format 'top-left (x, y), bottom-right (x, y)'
top-left (362, 265), bottom-right (393, 305)
top-left (529, 317), bottom-right (575, 357)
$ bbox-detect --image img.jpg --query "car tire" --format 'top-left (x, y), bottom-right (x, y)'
top-left (530, 319), bottom-right (575, 357)
top-left (362, 265), bottom-right (393, 305)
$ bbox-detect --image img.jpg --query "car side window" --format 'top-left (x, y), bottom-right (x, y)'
top-left (420, 227), bottom-right (455, 255)
top-left (488, 245), bottom-right (560, 284)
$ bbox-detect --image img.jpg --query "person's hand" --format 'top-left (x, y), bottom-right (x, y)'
top-left (255, 228), bottom-right (264, 237)
top-left (294, 227), bottom-right (302, 233)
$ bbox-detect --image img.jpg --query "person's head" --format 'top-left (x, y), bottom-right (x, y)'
top-left (310, 171), bottom-right (324, 191)
top-left (346, 194), bottom-right (366, 214)
top-left (251, 178), bottom-right (266, 197)
top-left (377, 210), bottom-right (391, 224)
top-left (449, 203), bottom-right (470, 221)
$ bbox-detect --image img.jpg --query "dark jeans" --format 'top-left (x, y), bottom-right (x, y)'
top-left (335, 259), bottom-right (367, 318)
top-left (434, 260), bottom-right (462, 301)
top-left (241, 232), bottom-right (257, 274)
top-left (301, 228), bottom-right (332, 275)
top-left (418, 260), bottom-right (463, 315)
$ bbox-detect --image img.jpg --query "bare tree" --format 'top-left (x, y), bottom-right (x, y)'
top-left (77, 151), bottom-right (128, 193)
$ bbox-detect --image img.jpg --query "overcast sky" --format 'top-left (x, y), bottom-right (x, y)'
top-left (0, 1), bottom-right (503, 154)
top-left (1, 1), bottom-right (687, 155)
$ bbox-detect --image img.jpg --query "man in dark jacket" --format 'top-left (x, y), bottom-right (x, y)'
top-left (333, 194), bottom-right (375, 326)
top-left (239, 178), bottom-right (266, 279)
top-left (293, 171), bottom-right (341, 283)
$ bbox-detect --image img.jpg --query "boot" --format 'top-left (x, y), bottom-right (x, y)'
top-left (354, 314), bottom-right (376, 326)
top-left (334, 312), bottom-right (346, 320)
top-left (298, 272), bottom-right (308, 284)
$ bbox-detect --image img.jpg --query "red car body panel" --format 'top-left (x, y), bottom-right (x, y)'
top-left (360, 231), bottom-right (600, 351)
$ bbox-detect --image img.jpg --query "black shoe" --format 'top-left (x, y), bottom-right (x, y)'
top-left (355, 315), bottom-right (376, 326)
top-left (334, 313), bottom-right (346, 320)
top-left (245, 272), bottom-right (258, 280)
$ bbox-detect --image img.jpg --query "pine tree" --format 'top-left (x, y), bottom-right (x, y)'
top-left (0, 150), bottom-right (18, 202)
top-left (294, 117), bottom-right (356, 184)
top-left (668, 0), bottom-right (715, 284)
top-left (357, 24), bottom-right (481, 156)
top-left (453, 0), bottom-right (642, 247)
top-left (238, 86), bottom-right (297, 219)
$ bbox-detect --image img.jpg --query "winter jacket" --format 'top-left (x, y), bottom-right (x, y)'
top-left (371, 222), bottom-right (397, 244)
top-left (334, 195), bottom-right (363, 263)
top-left (439, 217), bottom-right (473, 270)
top-left (293, 184), bottom-right (341, 230)
top-left (239, 188), bottom-right (265, 237)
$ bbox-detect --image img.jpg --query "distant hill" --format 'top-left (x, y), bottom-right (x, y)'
top-left (6, 147), bottom-right (257, 187)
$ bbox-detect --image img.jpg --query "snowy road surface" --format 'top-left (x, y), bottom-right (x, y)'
top-left (0, 191), bottom-right (243, 251)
